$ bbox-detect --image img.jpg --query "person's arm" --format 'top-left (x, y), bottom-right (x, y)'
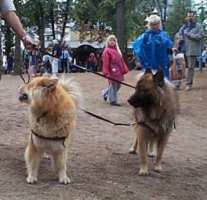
top-left (186, 24), bottom-right (204, 41)
top-left (1, 11), bottom-right (38, 49)
top-left (2, 11), bottom-right (26, 39)
top-left (0, 0), bottom-right (26, 39)
top-left (0, 1), bottom-right (38, 48)
top-left (133, 34), bottom-right (148, 68)
top-left (178, 25), bottom-right (185, 40)
top-left (102, 49), bottom-right (110, 76)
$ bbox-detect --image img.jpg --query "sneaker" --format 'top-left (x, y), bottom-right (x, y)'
top-left (175, 84), bottom-right (181, 90)
top-left (185, 85), bottom-right (192, 91)
top-left (101, 89), bottom-right (108, 101)
top-left (110, 102), bottom-right (121, 106)
top-left (103, 95), bottom-right (107, 101)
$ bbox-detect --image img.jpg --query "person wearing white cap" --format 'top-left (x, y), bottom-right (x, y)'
top-left (133, 14), bottom-right (172, 79)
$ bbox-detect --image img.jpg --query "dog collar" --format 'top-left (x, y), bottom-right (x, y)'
top-left (137, 121), bottom-right (157, 133)
top-left (31, 129), bottom-right (67, 141)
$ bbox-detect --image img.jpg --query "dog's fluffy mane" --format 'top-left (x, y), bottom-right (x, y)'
top-left (27, 76), bottom-right (82, 124)
top-left (58, 76), bottom-right (82, 108)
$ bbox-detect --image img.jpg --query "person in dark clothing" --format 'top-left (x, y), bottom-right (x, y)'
top-left (60, 47), bottom-right (71, 73)
top-left (6, 53), bottom-right (14, 74)
top-left (87, 52), bottom-right (98, 72)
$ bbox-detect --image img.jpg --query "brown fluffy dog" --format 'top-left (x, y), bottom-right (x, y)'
top-left (128, 69), bottom-right (179, 175)
top-left (19, 76), bottom-right (81, 184)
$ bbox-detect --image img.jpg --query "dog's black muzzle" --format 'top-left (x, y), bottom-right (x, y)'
top-left (128, 94), bottom-right (140, 108)
top-left (128, 94), bottom-right (154, 108)
top-left (19, 93), bottom-right (28, 102)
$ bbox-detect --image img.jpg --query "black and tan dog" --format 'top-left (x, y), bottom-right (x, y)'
top-left (128, 69), bottom-right (179, 175)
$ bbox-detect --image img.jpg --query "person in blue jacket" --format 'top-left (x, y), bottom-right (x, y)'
top-left (133, 15), bottom-right (173, 79)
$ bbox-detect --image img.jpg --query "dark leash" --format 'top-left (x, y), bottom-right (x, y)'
top-left (73, 64), bottom-right (136, 89)
top-left (19, 49), bottom-right (134, 127)
top-left (19, 71), bottom-right (30, 84)
top-left (81, 108), bottom-right (132, 126)
top-left (137, 121), bottom-right (156, 133)
top-left (39, 50), bottom-right (136, 89)
top-left (18, 50), bottom-right (31, 84)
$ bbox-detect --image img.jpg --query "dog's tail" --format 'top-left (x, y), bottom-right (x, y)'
top-left (58, 77), bottom-right (82, 107)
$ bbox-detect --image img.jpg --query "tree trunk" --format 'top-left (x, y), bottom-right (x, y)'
top-left (61, 0), bottom-right (71, 41)
top-left (153, 0), bottom-right (162, 17)
top-left (38, 3), bottom-right (45, 50)
top-left (116, 0), bottom-right (125, 53)
top-left (50, 2), bottom-right (56, 40)
top-left (163, 0), bottom-right (167, 22)
top-left (5, 25), bottom-right (14, 57)
top-left (14, 36), bottom-right (23, 74)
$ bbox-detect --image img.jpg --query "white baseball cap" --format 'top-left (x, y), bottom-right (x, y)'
top-left (147, 15), bottom-right (161, 25)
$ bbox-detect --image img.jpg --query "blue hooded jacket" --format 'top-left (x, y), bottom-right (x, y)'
top-left (133, 29), bottom-right (173, 77)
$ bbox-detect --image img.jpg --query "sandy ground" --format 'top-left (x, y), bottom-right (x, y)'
top-left (0, 69), bottom-right (207, 200)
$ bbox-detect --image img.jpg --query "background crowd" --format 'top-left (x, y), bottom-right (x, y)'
top-left (0, 0), bottom-right (206, 94)
top-left (2, 40), bottom-right (101, 78)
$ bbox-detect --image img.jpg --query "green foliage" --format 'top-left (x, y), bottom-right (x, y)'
top-left (13, 0), bottom-right (24, 15)
top-left (71, 0), bottom-right (116, 30)
top-left (20, 0), bottom-right (56, 27)
top-left (165, 0), bottom-right (192, 38)
top-left (124, 0), bottom-right (154, 41)
top-left (71, 0), bottom-right (155, 44)
top-left (4, 0), bottom-right (197, 54)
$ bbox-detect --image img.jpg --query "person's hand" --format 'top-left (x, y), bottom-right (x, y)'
top-left (185, 32), bottom-right (193, 38)
top-left (184, 30), bottom-right (191, 37)
top-left (21, 34), bottom-right (39, 50)
top-left (183, 29), bottom-right (188, 35)
top-left (172, 47), bottom-right (177, 52)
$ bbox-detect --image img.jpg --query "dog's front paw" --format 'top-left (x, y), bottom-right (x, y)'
top-left (26, 176), bottom-right (37, 184)
top-left (139, 167), bottom-right (149, 176)
top-left (59, 176), bottom-right (71, 184)
top-left (154, 164), bottom-right (162, 172)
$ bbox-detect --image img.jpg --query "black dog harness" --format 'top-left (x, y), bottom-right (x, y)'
top-left (137, 121), bottom-right (157, 133)
top-left (137, 120), bottom-right (176, 134)
top-left (31, 129), bottom-right (67, 147)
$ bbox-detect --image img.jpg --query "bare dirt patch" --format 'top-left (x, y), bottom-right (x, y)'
top-left (0, 70), bottom-right (207, 200)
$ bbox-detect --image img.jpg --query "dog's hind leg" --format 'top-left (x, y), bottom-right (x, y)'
top-left (25, 141), bottom-right (43, 184)
top-left (53, 149), bottom-right (71, 184)
top-left (129, 135), bottom-right (138, 154)
top-left (138, 129), bottom-right (149, 175)
top-left (154, 135), bottom-right (169, 172)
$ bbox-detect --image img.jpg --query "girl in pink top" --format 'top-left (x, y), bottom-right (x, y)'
top-left (102, 35), bottom-right (128, 106)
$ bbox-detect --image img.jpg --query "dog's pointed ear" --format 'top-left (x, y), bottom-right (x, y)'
top-left (145, 68), bottom-right (152, 74)
top-left (43, 78), bottom-right (58, 93)
top-left (154, 69), bottom-right (164, 87)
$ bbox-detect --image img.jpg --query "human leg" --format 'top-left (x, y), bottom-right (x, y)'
top-left (186, 56), bottom-right (196, 89)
